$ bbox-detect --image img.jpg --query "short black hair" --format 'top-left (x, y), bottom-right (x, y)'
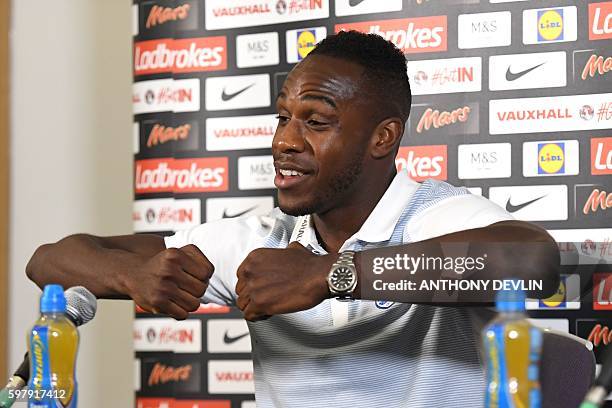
top-left (307, 30), bottom-right (411, 123)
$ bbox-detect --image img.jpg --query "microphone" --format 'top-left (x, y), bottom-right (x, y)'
top-left (0, 286), bottom-right (97, 408)
top-left (580, 344), bottom-right (612, 408)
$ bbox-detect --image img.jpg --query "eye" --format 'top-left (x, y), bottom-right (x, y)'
top-left (307, 119), bottom-right (327, 127)
top-left (275, 115), bottom-right (290, 125)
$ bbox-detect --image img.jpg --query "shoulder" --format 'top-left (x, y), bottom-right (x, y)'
top-left (404, 179), bottom-right (514, 241)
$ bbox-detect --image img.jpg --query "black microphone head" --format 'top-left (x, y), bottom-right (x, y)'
top-left (64, 286), bottom-right (97, 326)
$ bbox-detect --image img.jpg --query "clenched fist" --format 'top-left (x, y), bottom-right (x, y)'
top-left (236, 242), bottom-right (335, 321)
top-left (127, 244), bottom-right (214, 320)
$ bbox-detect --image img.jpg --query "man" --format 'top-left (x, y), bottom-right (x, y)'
top-left (27, 31), bottom-right (559, 407)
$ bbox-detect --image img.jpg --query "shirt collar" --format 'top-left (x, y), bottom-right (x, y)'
top-left (289, 170), bottom-right (419, 252)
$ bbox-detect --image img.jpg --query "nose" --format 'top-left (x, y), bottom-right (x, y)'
top-left (272, 118), bottom-right (305, 155)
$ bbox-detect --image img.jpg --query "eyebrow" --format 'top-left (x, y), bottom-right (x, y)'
top-left (275, 91), bottom-right (337, 109)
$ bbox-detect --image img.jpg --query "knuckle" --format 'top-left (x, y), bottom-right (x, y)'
top-left (162, 248), bottom-right (181, 260)
top-left (173, 310), bottom-right (188, 320)
top-left (188, 298), bottom-right (201, 312)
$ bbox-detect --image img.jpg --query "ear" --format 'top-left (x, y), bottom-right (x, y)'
top-left (369, 118), bottom-right (404, 159)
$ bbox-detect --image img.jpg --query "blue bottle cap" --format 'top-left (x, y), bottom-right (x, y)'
top-left (496, 282), bottom-right (526, 312)
top-left (41, 284), bottom-right (67, 313)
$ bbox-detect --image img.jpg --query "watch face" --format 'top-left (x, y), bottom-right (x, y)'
top-left (331, 266), bottom-right (355, 292)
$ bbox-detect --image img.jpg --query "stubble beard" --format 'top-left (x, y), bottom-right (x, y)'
top-left (279, 152), bottom-right (364, 217)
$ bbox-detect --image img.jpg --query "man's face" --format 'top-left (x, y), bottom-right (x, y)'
top-left (273, 55), bottom-right (377, 216)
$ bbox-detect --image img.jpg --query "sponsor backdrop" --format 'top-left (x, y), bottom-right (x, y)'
top-left (132, 0), bottom-right (612, 406)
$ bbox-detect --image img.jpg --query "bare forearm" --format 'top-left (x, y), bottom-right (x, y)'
top-left (26, 233), bottom-right (163, 299)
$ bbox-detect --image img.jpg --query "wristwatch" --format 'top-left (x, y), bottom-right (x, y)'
top-left (327, 251), bottom-right (357, 301)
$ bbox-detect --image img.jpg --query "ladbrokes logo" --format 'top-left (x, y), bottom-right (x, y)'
top-left (395, 145), bottom-right (447, 182)
top-left (335, 16), bottom-right (447, 54)
top-left (589, 2), bottom-right (612, 41)
top-left (594, 273), bottom-right (612, 310)
top-left (134, 37), bottom-right (227, 75)
top-left (592, 137), bottom-right (612, 175)
top-left (134, 158), bottom-right (228, 194)
top-left (137, 399), bottom-right (230, 408)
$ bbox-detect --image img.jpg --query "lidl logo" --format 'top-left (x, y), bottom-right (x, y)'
top-left (297, 30), bottom-right (317, 60)
top-left (538, 9), bottom-right (564, 42)
top-left (286, 27), bottom-right (326, 64)
top-left (526, 274), bottom-right (580, 310)
top-left (538, 142), bottom-right (565, 174)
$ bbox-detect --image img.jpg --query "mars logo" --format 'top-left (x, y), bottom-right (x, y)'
top-left (147, 124), bottom-right (191, 147)
top-left (395, 145), bottom-right (447, 182)
top-left (589, 2), bottom-right (612, 41)
top-left (148, 363), bottom-right (192, 386)
top-left (581, 53), bottom-right (612, 80)
top-left (582, 188), bottom-right (612, 215)
top-left (537, 9), bottom-right (564, 41)
top-left (591, 137), bottom-right (612, 175)
top-left (576, 320), bottom-right (612, 362)
top-left (594, 273), bottom-right (612, 310)
top-left (538, 143), bottom-right (565, 174)
top-left (589, 324), bottom-right (612, 347)
top-left (145, 3), bottom-right (191, 28)
top-left (335, 16), bottom-right (447, 54)
top-left (296, 30), bottom-right (316, 60)
top-left (416, 106), bottom-right (471, 133)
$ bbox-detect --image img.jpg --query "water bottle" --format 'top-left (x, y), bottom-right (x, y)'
top-left (483, 286), bottom-right (543, 408)
top-left (28, 284), bottom-right (79, 407)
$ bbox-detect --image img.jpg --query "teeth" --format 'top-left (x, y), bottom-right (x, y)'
top-left (280, 169), bottom-right (303, 177)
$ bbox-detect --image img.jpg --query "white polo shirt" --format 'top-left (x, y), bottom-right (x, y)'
top-left (165, 170), bottom-right (513, 408)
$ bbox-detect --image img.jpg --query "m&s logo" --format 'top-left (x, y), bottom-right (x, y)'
top-left (538, 142), bottom-right (565, 174)
top-left (538, 9), bottom-right (564, 41)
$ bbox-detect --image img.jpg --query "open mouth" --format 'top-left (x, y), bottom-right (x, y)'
top-left (274, 165), bottom-right (310, 189)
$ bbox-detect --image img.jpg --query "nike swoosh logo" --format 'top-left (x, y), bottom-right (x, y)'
top-left (505, 195), bottom-right (546, 213)
top-left (505, 62), bottom-right (545, 82)
top-left (349, 0), bottom-right (366, 6)
top-left (222, 206), bottom-right (257, 219)
top-left (221, 83), bottom-right (255, 101)
top-left (223, 331), bottom-right (249, 344)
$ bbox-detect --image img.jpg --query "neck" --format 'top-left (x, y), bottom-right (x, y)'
top-left (312, 170), bottom-right (396, 253)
